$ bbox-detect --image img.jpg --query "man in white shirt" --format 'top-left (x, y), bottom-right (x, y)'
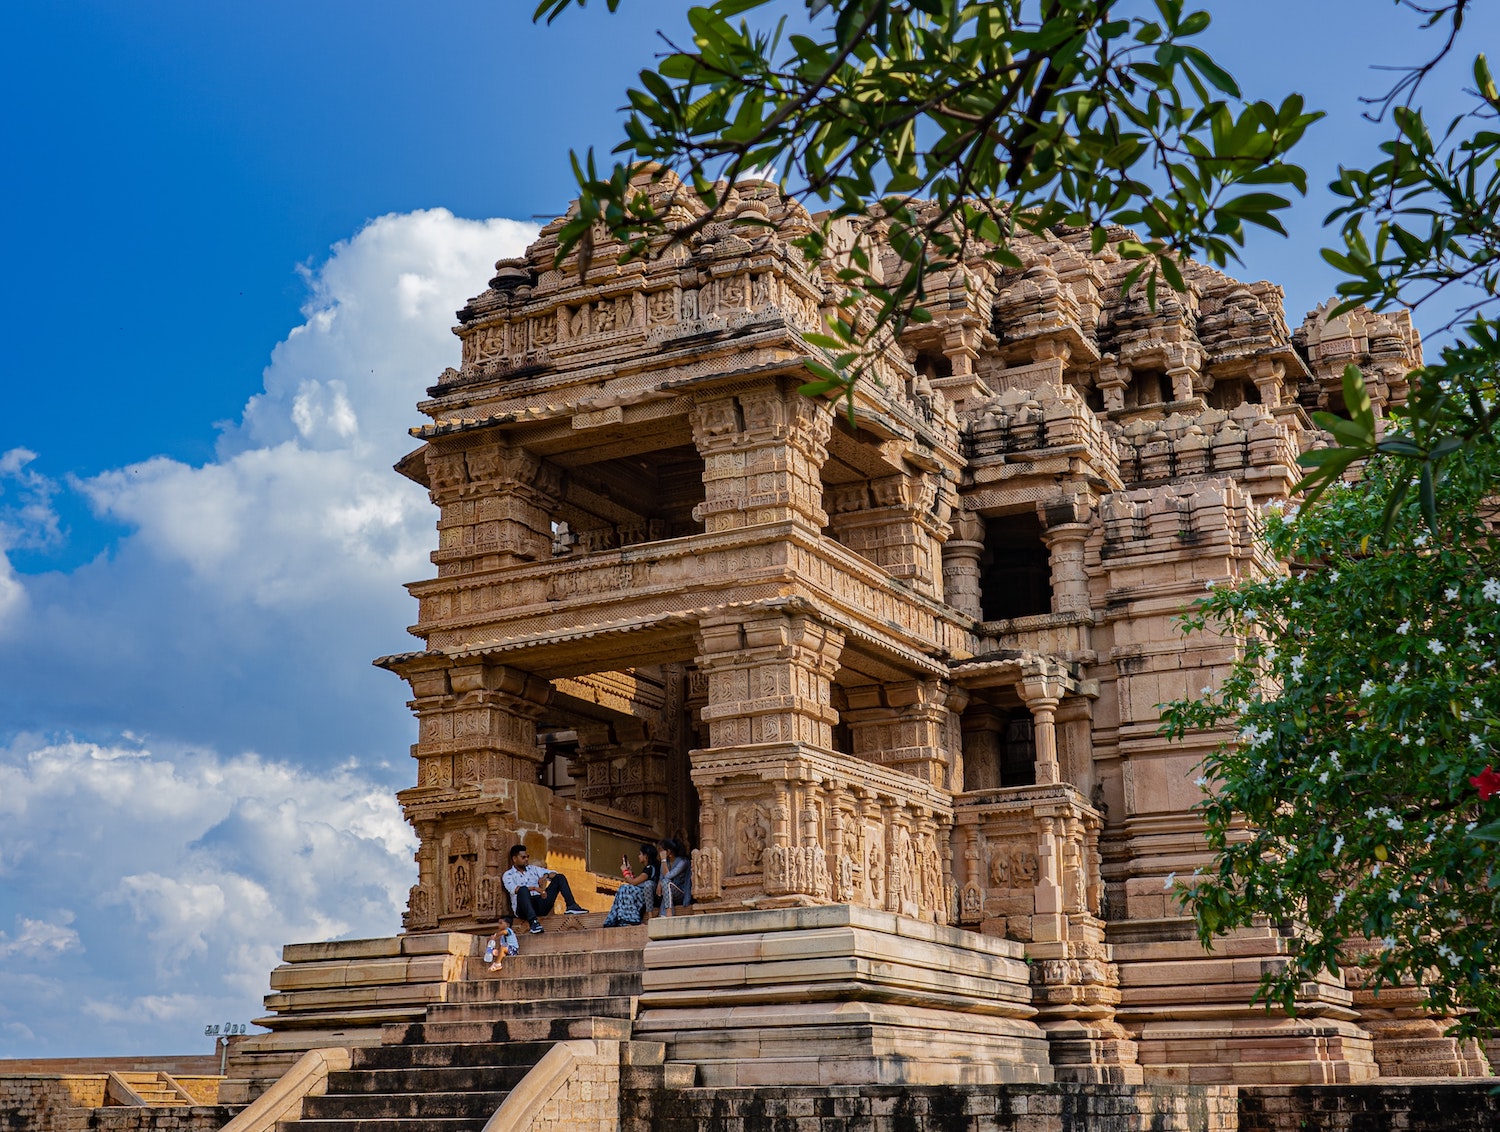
top-left (501, 844), bottom-right (589, 933)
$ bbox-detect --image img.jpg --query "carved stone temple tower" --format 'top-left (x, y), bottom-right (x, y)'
top-left (356, 173), bottom-right (1487, 1089)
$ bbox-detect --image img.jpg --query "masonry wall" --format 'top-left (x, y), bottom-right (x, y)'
top-left (0, 1078), bottom-right (230, 1132)
top-left (621, 1084), bottom-right (1240, 1132)
top-left (1237, 1082), bottom-right (1500, 1132)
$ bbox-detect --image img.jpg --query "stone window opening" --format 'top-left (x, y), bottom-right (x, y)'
top-left (553, 442), bottom-right (706, 555)
top-left (979, 512), bottom-right (1053, 621)
top-left (960, 702), bottom-right (1039, 791)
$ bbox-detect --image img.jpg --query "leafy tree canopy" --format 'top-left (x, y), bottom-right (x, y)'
top-left (1161, 435), bottom-right (1500, 1031)
top-left (535, 0), bottom-right (1320, 393)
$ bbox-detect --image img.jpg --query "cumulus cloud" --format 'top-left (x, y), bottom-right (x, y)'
top-left (0, 447), bottom-right (63, 628)
top-left (0, 209), bottom-right (538, 1056)
top-left (0, 209), bottom-right (538, 761)
top-left (0, 736), bottom-right (416, 1056)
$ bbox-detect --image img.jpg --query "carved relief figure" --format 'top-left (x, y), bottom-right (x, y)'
top-left (532, 316), bottom-right (556, 346)
top-left (648, 289), bottom-right (676, 324)
top-left (988, 849), bottom-right (1012, 889)
top-left (736, 805), bottom-right (770, 874)
top-left (593, 302), bottom-right (616, 334)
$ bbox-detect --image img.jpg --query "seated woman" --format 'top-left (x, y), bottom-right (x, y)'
top-left (657, 837), bottom-right (692, 915)
top-left (602, 842), bottom-right (659, 928)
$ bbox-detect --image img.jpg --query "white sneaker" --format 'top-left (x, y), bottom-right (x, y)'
top-left (564, 906), bottom-right (588, 915)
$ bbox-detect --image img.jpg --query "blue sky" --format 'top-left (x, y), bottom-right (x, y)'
top-left (0, 1), bottom-right (1493, 1058)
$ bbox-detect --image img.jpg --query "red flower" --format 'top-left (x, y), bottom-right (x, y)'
top-left (1472, 766), bottom-right (1500, 802)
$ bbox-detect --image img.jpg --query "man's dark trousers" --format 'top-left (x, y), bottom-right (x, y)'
top-left (513, 874), bottom-right (579, 921)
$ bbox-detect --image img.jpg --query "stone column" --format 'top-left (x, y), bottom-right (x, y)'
top-left (941, 510), bottom-right (985, 619)
top-left (690, 386), bottom-right (832, 534)
top-left (425, 442), bottom-right (563, 577)
top-left (1040, 498), bottom-right (1093, 617)
top-left (691, 610), bottom-right (845, 906)
top-left (1250, 357), bottom-right (1286, 409)
top-left (1019, 664), bottom-right (1068, 787)
top-left (389, 655), bottom-right (556, 933)
top-left (842, 678), bottom-right (953, 788)
top-left (826, 472), bottom-right (953, 600)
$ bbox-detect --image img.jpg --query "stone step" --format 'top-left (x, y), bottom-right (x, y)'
top-left (285, 1118), bottom-right (487, 1132)
top-left (382, 1014), bottom-right (633, 1047)
top-left (302, 1089), bottom-right (508, 1121)
top-left (474, 921), bottom-right (648, 957)
top-left (396, 1000), bottom-right (639, 1046)
top-left (326, 1064), bottom-right (531, 1094)
top-left (451, 971), bottom-right (643, 1002)
top-left (354, 1040), bottom-right (555, 1071)
top-left (458, 947), bottom-right (646, 982)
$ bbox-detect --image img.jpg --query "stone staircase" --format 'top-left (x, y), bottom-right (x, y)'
top-left (109, 1070), bottom-right (195, 1105)
top-left (274, 915), bottom-right (682, 1132)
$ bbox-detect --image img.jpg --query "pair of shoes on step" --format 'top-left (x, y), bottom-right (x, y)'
top-left (528, 920), bottom-right (544, 934)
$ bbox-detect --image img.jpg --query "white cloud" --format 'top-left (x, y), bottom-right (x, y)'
top-left (0, 914), bottom-right (79, 961)
top-left (0, 210), bottom-right (538, 762)
top-left (0, 735), bottom-right (417, 1056)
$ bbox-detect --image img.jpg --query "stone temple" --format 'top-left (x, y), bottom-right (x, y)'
top-left (10, 175), bottom-right (1495, 1132)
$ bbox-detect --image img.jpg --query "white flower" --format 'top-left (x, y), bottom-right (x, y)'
top-left (1318, 770), bottom-right (1329, 785)
top-left (1428, 639), bottom-right (1446, 656)
top-left (1333, 835), bottom-right (1345, 855)
top-left (1399, 734), bottom-right (1411, 746)
top-left (1466, 821), bottom-right (1478, 832)
top-left (1389, 887), bottom-right (1401, 902)
top-left (1289, 656), bottom-right (1305, 678)
top-left (1371, 862), bottom-right (1382, 878)
top-left (1333, 891), bottom-right (1345, 911)
top-left (1330, 751), bottom-right (1341, 768)
top-left (1382, 936), bottom-right (1396, 950)
top-left (1437, 944), bottom-right (1458, 964)
top-left (1201, 686), bottom-right (1213, 696)
top-left (1387, 816), bottom-right (1403, 832)
top-left (1365, 807), bottom-right (1380, 819)
top-left (1413, 533), bottom-right (1429, 548)
top-left (1164, 872), bottom-right (1177, 890)
top-left (1205, 579), bottom-right (1216, 590)
top-left (1445, 587), bottom-right (1459, 601)
top-left (1194, 776), bottom-right (1209, 789)
top-left (1397, 620), bottom-right (1411, 635)
top-left (1290, 600), bottom-right (1302, 611)
top-left (1360, 680), bottom-right (1377, 697)
top-left (1472, 733), bottom-right (1486, 750)
top-left (1329, 570), bottom-right (1340, 582)
top-left (1483, 578), bottom-right (1500, 602)
top-left (1425, 831), bottom-right (1437, 845)
top-left (1244, 609), bottom-right (1257, 622)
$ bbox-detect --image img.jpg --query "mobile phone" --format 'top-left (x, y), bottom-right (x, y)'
top-left (621, 854), bottom-right (633, 878)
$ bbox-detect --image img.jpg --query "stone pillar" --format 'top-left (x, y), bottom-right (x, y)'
top-left (941, 509), bottom-right (986, 619)
top-left (696, 611), bottom-right (844, 752)
top-left (572, 718), bottom-right (667, 831)
top-left (425, 442), bottom-right (563, 577)
top-left (1096, 358), bottom-right (1130, 412)
top-left (690, 610), bottom-right (845, 907)
top-left (1019, 664), bottom-right (1068, 787)
top-left (1040, 497), bottom-right (1093, 617)
top-left (842, 678), bottom-right (953, 788)
top-left (1250, 357), bottom-right (1286, 409)
top-left (690, 386), bottom-right (832, 534)
top-left (826, 472), bottom-right (953, 600)
top-left (389, 655), bottom-right (556, 933)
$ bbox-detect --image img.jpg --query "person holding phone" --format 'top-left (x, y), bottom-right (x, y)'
top-left (602, 842), bottom-right (659, 928)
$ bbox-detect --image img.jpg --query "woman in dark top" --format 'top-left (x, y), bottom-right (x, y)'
top-left (657, 837), bottom-right (692, 914)
top-left (602, 842), bottom-right (659, 927)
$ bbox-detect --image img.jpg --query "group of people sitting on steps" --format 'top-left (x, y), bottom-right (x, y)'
top-left (492, 838), bottom-right (693, 968)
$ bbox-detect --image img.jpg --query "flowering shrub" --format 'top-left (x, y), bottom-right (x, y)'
top-left (1161, 442), bottom-right (1500, 1032)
